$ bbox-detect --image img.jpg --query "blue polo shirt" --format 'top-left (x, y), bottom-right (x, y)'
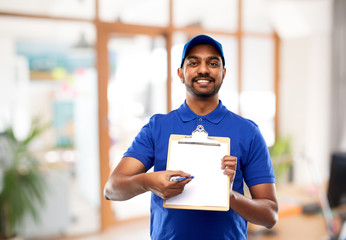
top-left (123, 100), bottom-right (275, 240)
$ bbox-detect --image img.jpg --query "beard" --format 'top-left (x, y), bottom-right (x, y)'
top-left (183, 74), bottom-right (223, 98)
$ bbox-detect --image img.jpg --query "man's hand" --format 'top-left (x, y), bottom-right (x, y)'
top-left (146, 170), bottom-right (193, 199)
top-left (221, 155), bottom-right (237, 182)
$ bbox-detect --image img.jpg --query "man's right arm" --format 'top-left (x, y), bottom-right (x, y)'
top-left (104, 156), bottom-right (192, 201)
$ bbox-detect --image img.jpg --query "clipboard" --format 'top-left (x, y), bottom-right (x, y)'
top-left (163, 125), bottom-right (231, 211)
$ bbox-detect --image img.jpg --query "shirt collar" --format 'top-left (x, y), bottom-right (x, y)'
top-left (177, 100), bottom-right (228, 124)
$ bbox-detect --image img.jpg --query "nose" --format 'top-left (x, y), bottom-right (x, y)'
top-left (198, 61), bottom-right (209, 75)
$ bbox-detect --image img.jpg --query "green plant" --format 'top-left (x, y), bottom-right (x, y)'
top-left (269, 136), bottom-right (293, 184)
top-left (0, 119), bottom-right (49, 238)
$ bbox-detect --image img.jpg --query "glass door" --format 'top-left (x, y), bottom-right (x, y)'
top-left (0, 17), bottom-right (100, 238)
top-left (102, 33), bottom-right (167, 223)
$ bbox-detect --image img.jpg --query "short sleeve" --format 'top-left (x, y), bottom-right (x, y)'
top-left (243, 126), bottom-right (275, 187)
top-left (123, 122), bottom-right (155, 171)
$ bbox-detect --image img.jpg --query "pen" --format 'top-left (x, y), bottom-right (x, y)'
top-left (170, 176), bottom-right (194, 182)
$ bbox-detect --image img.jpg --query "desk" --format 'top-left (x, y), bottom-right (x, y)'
top-left (248, 213), bottom-right (328, 240)
top-left (248, 183), bottom-right (331, 240)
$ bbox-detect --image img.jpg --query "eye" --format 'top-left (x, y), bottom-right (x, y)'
top-left (209, 62), bottom-right (219, 67)
top-left (188, 61), bottom-right (198, 66)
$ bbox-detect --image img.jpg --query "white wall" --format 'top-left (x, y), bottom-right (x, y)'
top-left (275, 0), bottom-right (332, 184)
top-left (280, 35), bottom-right (331, 184)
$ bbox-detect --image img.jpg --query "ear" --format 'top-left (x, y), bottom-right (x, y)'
top-left (222, 68), bottom-right (226, 80)
top-left (177, 67), bottom-right (184, 83)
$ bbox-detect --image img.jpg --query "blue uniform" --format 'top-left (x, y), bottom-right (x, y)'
top-left (123, 101), bottom-right (275, 240)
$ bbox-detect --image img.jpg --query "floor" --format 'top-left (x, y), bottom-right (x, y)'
top-left (53, 218), bottom-right (151, 240)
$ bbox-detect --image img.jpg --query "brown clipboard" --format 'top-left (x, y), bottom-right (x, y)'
top-left (163, 125), bottom-right (231, 211)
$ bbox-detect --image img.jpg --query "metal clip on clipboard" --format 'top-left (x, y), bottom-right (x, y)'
top-left (178, 125), bottom-right (221, 147)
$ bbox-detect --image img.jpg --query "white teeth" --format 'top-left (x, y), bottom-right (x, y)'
top-left (197, 80), bottom-right (209, 83)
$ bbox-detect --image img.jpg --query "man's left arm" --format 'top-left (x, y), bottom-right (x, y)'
top-left (230, 183), bottom-right (278, 229)
top-left (221, 155), bottom-right (278, 228)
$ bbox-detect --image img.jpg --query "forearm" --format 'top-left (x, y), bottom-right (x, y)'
top-left (104, 169), bottom-right (192, 201)
top-left (230, 191), bottom-right (278, 229)
top-left (104, 172), bottom-right (149, 201)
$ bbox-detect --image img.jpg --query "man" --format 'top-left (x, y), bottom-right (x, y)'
top-left (104, 34), bottom-right (278, 239)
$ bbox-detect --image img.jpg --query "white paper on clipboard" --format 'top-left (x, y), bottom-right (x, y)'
top-left (163, 125), bottom-right (231, 211)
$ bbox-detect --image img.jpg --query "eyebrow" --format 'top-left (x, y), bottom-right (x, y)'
top-left (208, 56), bottom-right (221, 62)
top-left (186, 56), bottom-right (199, 61)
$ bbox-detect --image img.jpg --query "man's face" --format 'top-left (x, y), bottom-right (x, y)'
top-left (178, 44), bottom-right (226, 99)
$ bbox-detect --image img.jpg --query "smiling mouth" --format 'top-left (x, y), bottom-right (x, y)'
top-left (193, 77), bottom-right (214, 83)
top-left (196, 79), bottom-right (211, 83)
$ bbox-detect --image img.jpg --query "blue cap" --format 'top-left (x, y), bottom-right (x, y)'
top-left (180, 35), bottom-right (225, 67)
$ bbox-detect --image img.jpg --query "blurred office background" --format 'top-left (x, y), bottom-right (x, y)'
top-left (0, 0), bottom-right (345, 239)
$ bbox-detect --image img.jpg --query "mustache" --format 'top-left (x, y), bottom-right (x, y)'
top-left (192, 74), bottom-right (215, 82)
